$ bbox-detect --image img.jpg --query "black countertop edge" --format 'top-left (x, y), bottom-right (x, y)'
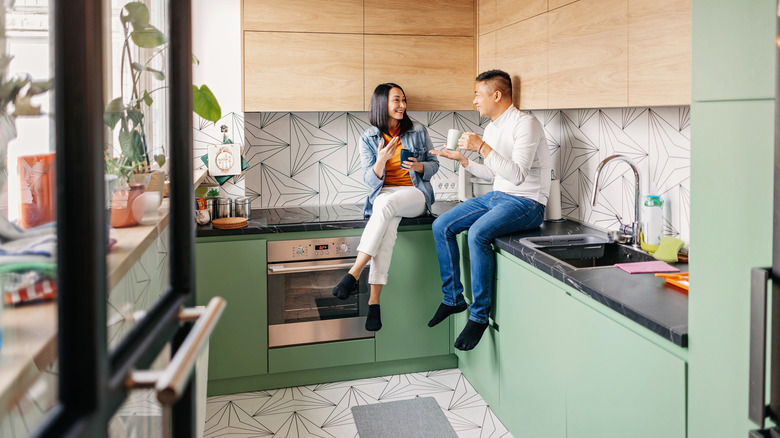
top-left (494, 221), bottom-right (688, 348)
top-left (196, 202), bottom-right (688, 348)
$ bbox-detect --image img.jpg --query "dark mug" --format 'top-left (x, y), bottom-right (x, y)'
top-left (400, 149), bottom-right (414, 168)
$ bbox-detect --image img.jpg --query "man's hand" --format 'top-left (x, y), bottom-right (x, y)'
top-left (431, 147), bottom-right (469, 167)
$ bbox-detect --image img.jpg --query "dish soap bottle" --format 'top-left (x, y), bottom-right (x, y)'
top-left (643, 195), bottom-right (663, 245)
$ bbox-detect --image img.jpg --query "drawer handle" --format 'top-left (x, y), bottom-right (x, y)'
top-left (126, 297), bottom-right (226, 405)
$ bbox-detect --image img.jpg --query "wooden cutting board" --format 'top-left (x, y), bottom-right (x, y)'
top-left (212, 217), bottom-right (248, 229)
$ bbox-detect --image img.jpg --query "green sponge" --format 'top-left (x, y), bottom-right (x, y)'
top-left (652, 236), bottom-right (685, 262)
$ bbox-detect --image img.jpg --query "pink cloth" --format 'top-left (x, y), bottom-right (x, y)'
top-left (615, 260), bottom-right (679, 274)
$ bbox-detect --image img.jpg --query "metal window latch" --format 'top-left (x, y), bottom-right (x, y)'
top-left (125, 297), bottom-right (226, 405)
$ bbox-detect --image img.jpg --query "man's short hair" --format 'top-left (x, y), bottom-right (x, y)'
top-left (475, 69), bottom-right (512, 100)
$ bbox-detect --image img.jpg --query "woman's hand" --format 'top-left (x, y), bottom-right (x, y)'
top-left (402, 157), bottom-right (424, 173)
top-left (373, 136), bottom-right (400, 178)
top-left (377, 136), bottom-right (400, 163)
top-left (431, 147), bottom-right (469, 167)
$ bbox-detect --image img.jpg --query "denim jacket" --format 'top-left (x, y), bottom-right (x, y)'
top-left (359, 121), bottom-right (439, 217)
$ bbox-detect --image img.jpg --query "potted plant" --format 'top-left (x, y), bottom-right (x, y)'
top-left (104, 1), bottom-right (222, 169)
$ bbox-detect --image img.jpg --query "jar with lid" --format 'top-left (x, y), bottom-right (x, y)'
top-left (643, 195), bottom-right (663, 245)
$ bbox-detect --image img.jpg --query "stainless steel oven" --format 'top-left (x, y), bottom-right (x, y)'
top-left (267, 236), bottom-right (372, 348)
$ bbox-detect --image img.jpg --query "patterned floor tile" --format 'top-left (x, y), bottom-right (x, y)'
top-left (203, 369), bottom-right (511, 438)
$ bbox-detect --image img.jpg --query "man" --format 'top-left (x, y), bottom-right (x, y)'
top-left (428, 70), bottom-right (551, 351)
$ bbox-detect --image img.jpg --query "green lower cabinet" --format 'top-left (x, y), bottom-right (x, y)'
top-left (565, 296), bottom-right (686, 438)
top-left (375, 229), bottom-right (451, 362)
top-left (454, 310), bottom-right (501, 409)
top-left (195, 238), bottom-right (268, 380)
top-left (268, 339), bottom-right (375, 374)
top-left (495, 253), bottom-right (567, 438)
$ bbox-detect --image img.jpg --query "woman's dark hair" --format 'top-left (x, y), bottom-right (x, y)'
top-left (369, 83), bottom-right (413, 136)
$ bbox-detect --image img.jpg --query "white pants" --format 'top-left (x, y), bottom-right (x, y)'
top-left (358, 186), bottom-right (426, 285)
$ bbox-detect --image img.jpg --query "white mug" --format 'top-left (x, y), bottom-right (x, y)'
top-left (447, 129), bottom-right (463, 150)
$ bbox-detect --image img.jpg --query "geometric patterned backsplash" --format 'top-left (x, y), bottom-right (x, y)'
top-left (194, 106), bottom-right (690, 245)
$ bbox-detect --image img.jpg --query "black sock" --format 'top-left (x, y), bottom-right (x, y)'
top-left (365, 304), bottom-right (382, 331)
top-left (428, 302), bottom-right (468, 327)
top-left (332, 273), bottom-right (358, 300)
top-left (454, 320), bottom-right (489, 351)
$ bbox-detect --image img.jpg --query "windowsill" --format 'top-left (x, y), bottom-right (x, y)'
top-left (0, 167), bottom-right (208, 422)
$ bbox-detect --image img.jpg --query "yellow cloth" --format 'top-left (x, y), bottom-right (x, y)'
top-left (652, 236), bottom-right (685, 262)
top-left (381, 130), bottom-right (413, 187)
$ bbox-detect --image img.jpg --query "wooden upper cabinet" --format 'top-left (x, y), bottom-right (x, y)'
top-left (479, 32), bottom-right (497, 74)
top-left (548, 0), bottom-right (628, 108)
top-left (496, 0), bottom-right (546, 29)
top-left (364, 0), bottom-right (473, 37)
top-left (244, 32), bottom-right (364, 112)
top-left (478, 0), bottom-right (497, 35)
top-left (243, 0), bottom-right (363, 33)
top-left (497, 13), bottom-right (547, 109)
top-left (548, 0), bottom-right (578, 10)
top-left (628, 0), bottom-right (691, 106)
top-left (365, 35), bottom-right (475, 111)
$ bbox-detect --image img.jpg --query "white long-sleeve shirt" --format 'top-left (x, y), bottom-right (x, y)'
top-left (466, 106), bottom-right (552, 205)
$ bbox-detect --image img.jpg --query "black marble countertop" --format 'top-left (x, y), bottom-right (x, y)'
top-left (494, 221), bottom-right (688, 347)
top-left (197, 202), bottom-right (688, 347)
top-left (196, 201), bottom-right (460, 236)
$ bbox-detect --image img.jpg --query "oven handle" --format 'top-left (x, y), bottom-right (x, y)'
top-left (267, 262), bottom-right (355, 274)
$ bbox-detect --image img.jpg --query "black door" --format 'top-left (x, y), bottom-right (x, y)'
top-left (28, 0), bottom-right (219, 436)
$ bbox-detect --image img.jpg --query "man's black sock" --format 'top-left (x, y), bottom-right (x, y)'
top-left (427, 302), bottom-right (468, 327)
top-left (365, 304), bottom-right (382, 331)
top-left (454, 320), bottom-right (488, 351)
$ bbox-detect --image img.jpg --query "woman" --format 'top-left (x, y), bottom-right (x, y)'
top-left (331, 83), bottom-right (439, 331)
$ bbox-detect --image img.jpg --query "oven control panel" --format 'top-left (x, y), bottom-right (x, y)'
top-left (267, 235), bottom-right (362, 262)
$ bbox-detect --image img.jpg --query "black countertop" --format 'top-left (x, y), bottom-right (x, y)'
top-left (197, 202), bottom-right (688, 347)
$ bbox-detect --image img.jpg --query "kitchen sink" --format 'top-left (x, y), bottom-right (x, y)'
top-left (518, 234), bottom-right (655, 269)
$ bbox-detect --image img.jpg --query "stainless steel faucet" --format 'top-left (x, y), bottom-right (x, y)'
top-left (591, 154), bottom-right (642, 248)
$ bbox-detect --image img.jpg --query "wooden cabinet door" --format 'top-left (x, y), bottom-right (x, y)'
top-left (477, 0), bottom-right (497, 35)
top-left (243, 0), bottom-right (363, 33)
top-left (365, 35), bottom-right (475, 111)
top-left (628, 0), bottom-right (691, 106)
top-left (478, 32), bottom-right (497, 75)
top-left (496, 0), bottom-right (546, 29)
top-left (244, 31), bottom-right (364, 112)
top-left (496, 13), bottom-right (548, 109)
top-left (548, 0), bottom-right (627, 108)
top-left (365, 0), bottom-right (474, 37)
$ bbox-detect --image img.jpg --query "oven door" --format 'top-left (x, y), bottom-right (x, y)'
top-left (267, 258), bottom-right (372, 348)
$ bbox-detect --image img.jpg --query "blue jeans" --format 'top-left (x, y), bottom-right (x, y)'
top-left (432, 192), bottom-right (545, 324)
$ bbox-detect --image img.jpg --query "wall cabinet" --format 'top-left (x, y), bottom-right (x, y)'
top-left (364, 35), bottom-right (475, 111)
top-left (242, 0), bottom-right (475, 112)
top-left (243, 32), bottom-right (364, 112)
top-left (243, 0), bottom-right (363, 33)
top-left (365, 0), bottom-right (473, 37)
top-left (627, 0), bottom-right (691, 106)
top-left (478, 0), bottom-right (690, 109)
top-left (547, 0), bottom-right (628, 109)
top-left (461, 252), bottom-right (687, 438)
top-left (195, 238), bottom-right (268, 380)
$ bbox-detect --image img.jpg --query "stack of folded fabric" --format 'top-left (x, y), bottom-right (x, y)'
top-left (0, 220), bottom-right (57, 305)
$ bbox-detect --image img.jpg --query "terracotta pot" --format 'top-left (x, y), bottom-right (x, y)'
top-left (110, 184), bottom-right (145, 228)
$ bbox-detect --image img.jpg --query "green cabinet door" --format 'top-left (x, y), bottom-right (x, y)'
top-left (196, 238), bottom-right (268, 380)
top-left (495, 253), bottom-right (567, 438)
top-left (565, 296), bottom-right (686, 438)
top-left (375, 229), bottom-right (451, 362)
top-left (453, 309), bottom-right (501, 409)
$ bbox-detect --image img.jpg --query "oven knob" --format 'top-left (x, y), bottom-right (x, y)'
top-left (295, 246), bottom-right (305, 255)
top-left (337, 244), bottom-right (349, 253)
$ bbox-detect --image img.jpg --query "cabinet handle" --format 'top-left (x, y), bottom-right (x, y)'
top-left (749, 267), bottom-right (770, 427)
top-left (126, 296), bottom-right (226, 405)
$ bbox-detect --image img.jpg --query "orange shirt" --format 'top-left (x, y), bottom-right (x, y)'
top-left (382, 130), bottom-right (413, 187)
